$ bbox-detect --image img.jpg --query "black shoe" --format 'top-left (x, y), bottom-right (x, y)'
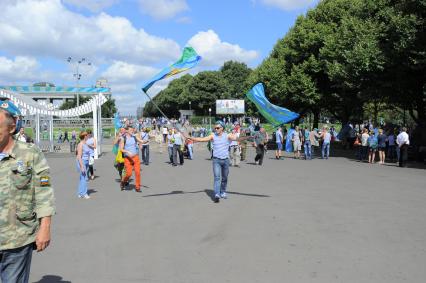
top-left (214, 196), bottom-right (220, 203)
top-left (120, 181), bottom-right (125, 191)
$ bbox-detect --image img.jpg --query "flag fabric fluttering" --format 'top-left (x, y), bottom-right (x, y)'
top-left (113, 113), bottom-right (122, 130)
top-left (246, 83), bottom-right (299, 126)
top-left (142, 46), bottom-right (202, 93)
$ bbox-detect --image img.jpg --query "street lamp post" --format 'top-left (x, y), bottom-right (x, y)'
top-left (189, 101), bottom-right (191, 111)
top-left (67, 57), bottom-right (92, 107)
top-left (208, 108), bottom-right (212, 130)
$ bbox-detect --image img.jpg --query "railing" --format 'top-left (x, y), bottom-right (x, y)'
top-left (23, 118), bottom-right (114, 128)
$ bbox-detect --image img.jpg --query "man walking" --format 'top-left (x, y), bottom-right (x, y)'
top-left (396, 127), bottom-right (410, 167)
top-left (0, 99), bottom-right (55, 283)
top-left (303, 126), bottom-right (312, 160)
top-left (320, 126), bottom-right (332, 159)
top-left (140, 128), bottom-right (150, 165)
top-left (185, 121), bottom-right (248, 202)
top-left (229, 128), bottom-right (240, 167)
top-left (172, 128), bottom-right (184, 166)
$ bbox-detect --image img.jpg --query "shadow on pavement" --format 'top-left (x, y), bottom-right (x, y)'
top-left (142, 189), bottom-right (270, 201)
top-left (87, 189), bottom-right (97, 195)
top-left (32, 275), bottom-right (71, 283)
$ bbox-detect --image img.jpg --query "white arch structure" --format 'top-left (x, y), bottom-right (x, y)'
top-left (0, 88), bottom-right (108, 158)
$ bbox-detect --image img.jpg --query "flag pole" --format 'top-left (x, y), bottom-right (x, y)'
top-left (142, 89), bottom-right (170, 120)
top-left (142, 89), bottom-right (190, 135)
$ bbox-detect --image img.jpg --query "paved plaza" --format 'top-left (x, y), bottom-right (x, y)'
top-left (30, 144), bottom-right (426, 283)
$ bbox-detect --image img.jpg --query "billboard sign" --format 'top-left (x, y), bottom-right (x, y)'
top-left (216, 99), bottom-right (245, 114)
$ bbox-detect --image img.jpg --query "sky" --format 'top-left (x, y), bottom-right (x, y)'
top-left (0, 0), bottom-right (319, 115)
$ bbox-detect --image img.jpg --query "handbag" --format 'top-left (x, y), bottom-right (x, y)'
top-left (115, 150), bottom-right (124, 163)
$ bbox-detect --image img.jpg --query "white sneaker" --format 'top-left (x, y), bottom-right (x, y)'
top-left (83, 194), bottom-right (91, 199)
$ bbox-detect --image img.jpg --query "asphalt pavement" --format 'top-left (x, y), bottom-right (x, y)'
top-left (29, 144), bottom-right (426, 283)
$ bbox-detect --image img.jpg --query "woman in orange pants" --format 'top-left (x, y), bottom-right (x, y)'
top-left (119, 126), bottom-right (148, 192)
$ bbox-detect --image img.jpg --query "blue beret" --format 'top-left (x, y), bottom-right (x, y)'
top-left (0, 100), bottom-right (21, 117)
top-left (215, 120), bottom-right (225, 128)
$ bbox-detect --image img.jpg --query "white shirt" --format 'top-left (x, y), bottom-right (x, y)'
top-left (162, 127), bottom-right (168, 135)
top-left (361, 133), bottom-right (369, 146)
top-left (17, 134), bottom-right (27, 143)
top-left (396, 132), bottom-right (409, 147)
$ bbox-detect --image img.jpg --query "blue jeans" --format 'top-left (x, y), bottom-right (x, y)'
top-left (76, 159), bottom-right (89, 197)
top-left (322, 142), bottom-right (330, 159)
top-left (0, 243), bottom-right (33, 283)
top-left (212, 158), bottom-right (229, 196)
top-left (141, 145), bottom-right (149, 165)
top-left (304, 141), bottom-right (312, 159)
top-left (168, 146), bottom-right (173, 163)
top-left (187, 144), bottom-right (193, 159)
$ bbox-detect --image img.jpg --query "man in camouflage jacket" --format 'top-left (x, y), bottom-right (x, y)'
top-left (0, 99), bottom-right (55, 283)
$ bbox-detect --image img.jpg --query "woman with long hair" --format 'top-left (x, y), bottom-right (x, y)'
top-left (76, 131), bottom-right (91, 199)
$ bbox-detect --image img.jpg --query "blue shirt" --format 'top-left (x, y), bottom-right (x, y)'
top-left (123, 135), bottom-right (138, 156)
top-left (213, 133), bottom-right (230, 159)
top-left (275, 130), bottom-right (283, 143)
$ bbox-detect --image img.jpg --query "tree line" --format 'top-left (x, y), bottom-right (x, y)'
top-left (144, 0), bottom-right (425, 131)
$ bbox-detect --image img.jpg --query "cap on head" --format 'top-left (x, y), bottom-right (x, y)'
top-left (215, 120), bottom-right (225, 129)
top-left (0, 99), bottom-right (21, 117)
top-left (0, 99), bottom-right (22, 135)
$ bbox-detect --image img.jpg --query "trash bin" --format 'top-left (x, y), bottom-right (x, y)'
top-left (70, 140), bottom-right (76, 153)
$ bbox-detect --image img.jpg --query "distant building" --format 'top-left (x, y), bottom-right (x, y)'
top-left (0, 79), bottom-right (111, 105)
top-left (136, 106), bottom-right (144, 118)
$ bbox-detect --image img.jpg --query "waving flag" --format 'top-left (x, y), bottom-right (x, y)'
top-left (246, 83), bottom-right (299, 126)
top-left (142, 46), bottom-right (202, 92)
top-left (113, 113), bottom-right (122, 130)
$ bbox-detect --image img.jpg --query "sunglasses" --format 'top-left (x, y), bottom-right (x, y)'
top-left (214, 127), bottom-right (222, 130)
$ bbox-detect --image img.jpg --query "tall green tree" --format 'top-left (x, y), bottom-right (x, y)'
top-left (59, 95), bottom-right (117, 118)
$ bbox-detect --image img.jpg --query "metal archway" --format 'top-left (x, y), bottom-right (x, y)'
top-left (0, 88), bottom-right (108, 158)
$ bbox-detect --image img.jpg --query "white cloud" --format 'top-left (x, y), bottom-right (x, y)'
top-left (101, 61), bottom-right (158, 84)
top-left (0, 0), bottom-right (181, 64)
top-left (0, 56), bottom-right (47, 84)
top-left (62, 0), bottom-right (117, 12)
top-left (260, 0), bottom-right (317, 11)
top-left (139, 0), bottom-right (189, 20)
top-left (187, 30), bottom-right (259, 66)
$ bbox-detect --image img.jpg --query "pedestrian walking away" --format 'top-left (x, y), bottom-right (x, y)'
top-left (0, 99), bottom-right (55, 283)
